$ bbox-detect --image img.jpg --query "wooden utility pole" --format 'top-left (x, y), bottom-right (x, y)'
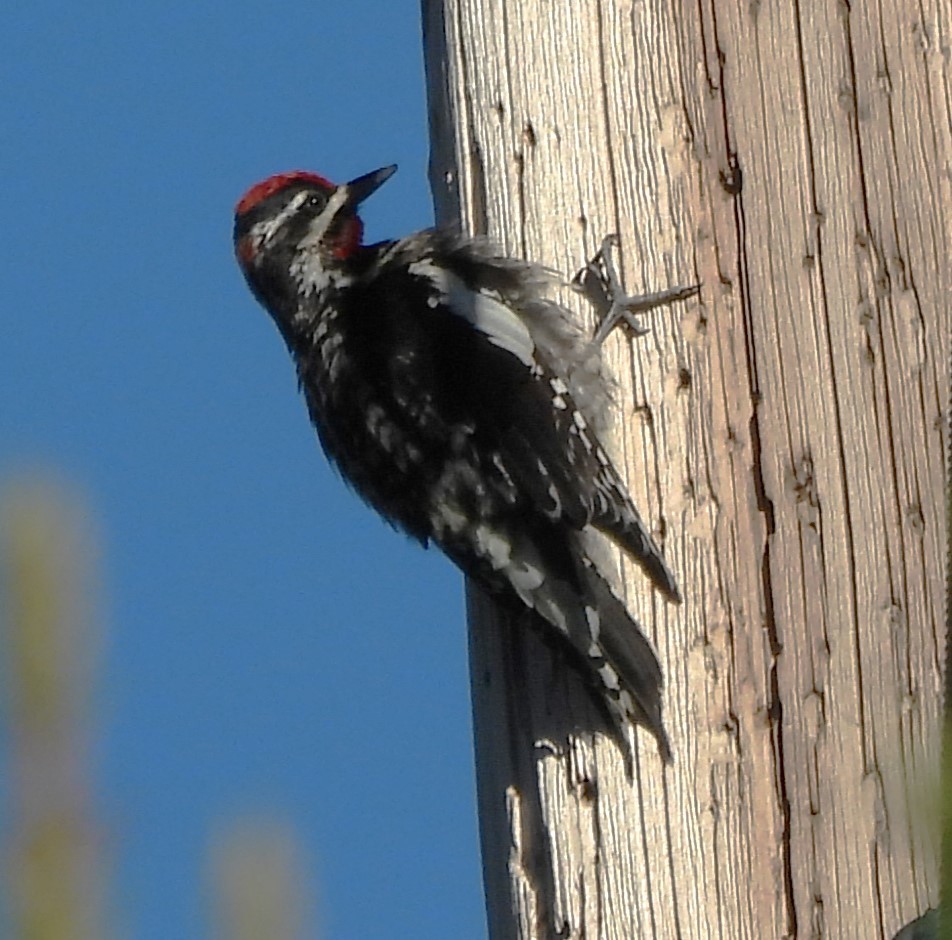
top-left (422, 1), bottom-right (949, 938)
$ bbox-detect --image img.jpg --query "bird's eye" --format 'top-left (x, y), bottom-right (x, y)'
top-left (306, 194), bottom-right (325, 209)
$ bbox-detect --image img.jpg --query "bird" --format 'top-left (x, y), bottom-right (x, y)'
top-left (233, 163), bottom-right (695, 763)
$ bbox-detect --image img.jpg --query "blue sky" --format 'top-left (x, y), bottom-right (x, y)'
top-left (1, 2), bottom-right (484, 937)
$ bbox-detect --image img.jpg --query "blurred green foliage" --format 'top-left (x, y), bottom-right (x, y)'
top-left (1, 479), bottom-right (314, 939)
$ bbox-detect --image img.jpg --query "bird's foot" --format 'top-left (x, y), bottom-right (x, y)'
top-left (571, 234), bottom-right (700, 345)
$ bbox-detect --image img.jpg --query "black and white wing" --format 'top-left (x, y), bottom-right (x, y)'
top-left (360, 241), bottom-right (677, 758)
top-left (401, 240), bottom-right (681, 601)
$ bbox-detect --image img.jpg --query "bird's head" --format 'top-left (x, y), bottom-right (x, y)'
top-left (233, 165), bottom-right (397, 303)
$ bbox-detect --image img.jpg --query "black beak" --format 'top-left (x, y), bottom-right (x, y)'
top-left (343, 165), bottom-right (397, 206)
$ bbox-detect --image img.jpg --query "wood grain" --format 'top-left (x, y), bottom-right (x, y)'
top-left (422, 0), bottom-right (949, 936)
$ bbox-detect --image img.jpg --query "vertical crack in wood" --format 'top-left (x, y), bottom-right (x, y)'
top-left (750, 404), bottom-right (798, 940)
top-left (727, 11), bottom-right (800, 931)
top-left (704, 0), bottom-right (801, 932)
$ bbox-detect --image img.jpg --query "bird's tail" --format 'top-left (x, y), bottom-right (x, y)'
top-left (511, 543), bottom-right (672, 763)
top-left (442, 522), bottom-right (672, 762)
top-left (576, 558), bottom-right (672, 763)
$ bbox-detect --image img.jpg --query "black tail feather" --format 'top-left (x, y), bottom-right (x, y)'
top-left (579, 560), bottom-right (672, 762)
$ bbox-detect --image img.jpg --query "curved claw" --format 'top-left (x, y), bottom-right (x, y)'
top-left (572, 234), bottom-right (700, 345)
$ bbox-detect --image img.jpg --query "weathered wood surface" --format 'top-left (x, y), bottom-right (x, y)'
top-left (422, 0), bottom-right (949, 936)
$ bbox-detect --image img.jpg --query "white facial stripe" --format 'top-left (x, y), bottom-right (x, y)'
top-left (297, 185), bottom-right (350, 250)
top-left (250, 190), bottom-right (311, 248)
top-left (408, 260), bottom-right (536, 366)
top-left (249, 186), bottom-right (351, 262)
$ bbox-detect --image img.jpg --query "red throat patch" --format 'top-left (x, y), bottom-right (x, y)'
top-left (235, 170), bottom-right (335, 216)
top-left (333, 217), bottom-right (364, 260)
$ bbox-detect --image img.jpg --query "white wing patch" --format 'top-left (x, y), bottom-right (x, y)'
top-left (408, 259), bottom-right (536, 366)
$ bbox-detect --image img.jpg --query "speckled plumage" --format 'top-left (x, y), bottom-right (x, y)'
top-left (234, 165), bottom-right (680, 762)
